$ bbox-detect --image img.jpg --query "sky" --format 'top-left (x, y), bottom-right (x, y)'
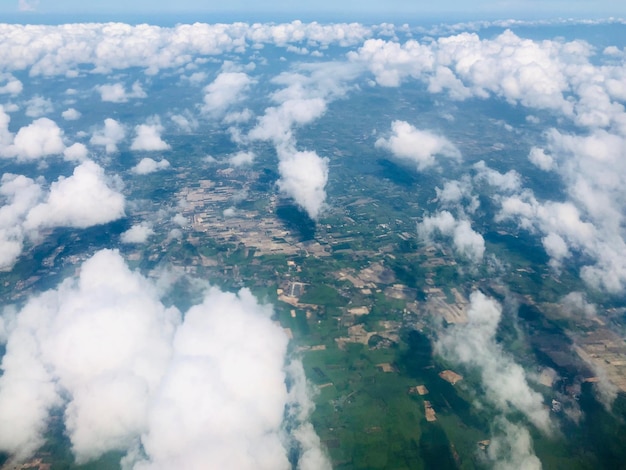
top-left (4, 0), bottom-right (626, 22)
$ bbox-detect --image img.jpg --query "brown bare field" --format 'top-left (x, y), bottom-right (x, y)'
top-left (439, 370), bottom-right (463, 385)
top-left (424, 401), bottom-right (437, 422)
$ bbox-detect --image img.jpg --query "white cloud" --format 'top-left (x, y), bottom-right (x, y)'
top-left (249, 98), bottom-right (326, 144)
top-left (131, 287), bottom-right (293, 469)
top-left (348, 38), bottom-right (434, 87)
top-left (496, 127), bottom-right (626, 293)
top-left (418, 211), bottom-right (485, 262)
top-left (473, 161), bottom-right (521, 192)
top-left (121, 222), bottom-right (155, 244)
top-left (131, 121), bottom-right (170, 152)
top-left (171, 213), bottom-right (187, 227)
top-left (528, 147), bottom-right (555, 171)
top-left (0, 158), bottom-right (125, 270)
top-left (185, 71), bottom-right (207, 85)
top-left (0, 106), bottom-right (12, 148)
top-left (0, 74), bottom-right (23, 95)
top-left (0, 250), bottom-right (179, 461)
top-left (132, 158), bottom-right (170, 175)
top-left (202, 72), bottom-right (252, 116)
top-left (486, 418), bottom-right (542, 470)
top-left (0, 174), bottom-right (42, 270)
top-left (224, 108), bottom-right (253, 124)
top-left (498, 194), bottom-right (596, 248)
top-left (0, 250), bottom-right (329, 468)
top-left (0, 22), bottom-right (372, 77)
top-left (586, 360), bottom-right (619, 411)
top-left (435, 176), bottom-right (479, 213)
top-left (247, 21), bottom-right (371, 48)
top-left (542, 232), bottom-right (570, 268)
top-left (97, 82), bottom-right (147, 103)
top-left (24, 96), bottom-right (53, 118)
top-left (247, 62), bottom-right (362, 216)
top-left (441, 31), bottom-right (574, 111)
top-left (276, 145), bottom-right (329, 221)
top-left (348, 29), bottom-right (626, 132)
top-left (63, 143), bottom-right (88, 162)
top-left (375, 120), bottom-right (461, 170)
top-left (170, 113), bottom-right (197, 133)
top-left (436, 291), bottom-right (552, 434)
top-left (167, 228), bottom-right (182, 240)
top-left (561, 291), bottom-right (596, 318)
top-left (90, 118), bottom-right (126, 154)
top-left (228, 150), bottom-right (255, 167)
top-left (24, 160), bottom-right (125, 231)
top-left (3, 117), bottom-right (65, 161)
top-left (62, 108), bottom-right (81, 121)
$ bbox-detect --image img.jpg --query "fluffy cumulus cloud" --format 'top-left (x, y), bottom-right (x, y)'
top-left (0, 107), bottom-right (11, 147)
top-left (121, 222), bottom-right (155, 244)
top-left (132, 158), bottom-right (170, 175)
top-left (0, 73), bottom-right (23, 95)
top-left (90, 118), bottom-right (126, 154)
top-left (11, 118), bottom-right (65, 160)
top-left (202, 72), bottom-right (253, 116)
top-left (435, 176), bottom-right (479, 213)
top-left (0, 250), bottom-right (329, 468)
top-left (350, 28), bottom-right (626, 131)
top-left (276, 146), bottom-right (329, 221)
top-left (0, 159), bottom-right (124, 274)
top-left (63, 143), bottom-right (88, 162)
top-left (249, 98), bottom-right (327, 144)
top-left (24, 96), bottom-right (53, 118)
top-left (170, 113), bottom-right (198, 133)
top-left (24, 160), bottom-right (125, 231)
top-left (61, 108), bottom-right (81, 121)
top-left (499, 193), bottom-right (593, 243)
top-left (375, 121), bottom-right (461, 170)
top-left (528, 147), bottom-right (555, 171)
top-left (131, 121), bottom-right (170, 152)
top-left (348, 38), bottom-right (435, 87)
top-left (418, 211), bottom-right (485, 262)
top-left (473, 161), bottom-right (521, 193)
top-left (0, 110), bottom-right (65, 161)
top-left (0, 174), bottom-right (42, 270)
top-left (247, 62), bottom-right (362, 218)
top-left (97, 81), bottom-right (147, 103)
top-left (350, 30), bottom-right (580, 114)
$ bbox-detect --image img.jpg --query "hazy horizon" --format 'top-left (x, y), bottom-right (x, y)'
top-left (3, 0), bottom-right (626, 24)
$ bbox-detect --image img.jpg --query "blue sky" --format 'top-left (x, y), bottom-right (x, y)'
top-left (4, 0), bottom-right (626, 22)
